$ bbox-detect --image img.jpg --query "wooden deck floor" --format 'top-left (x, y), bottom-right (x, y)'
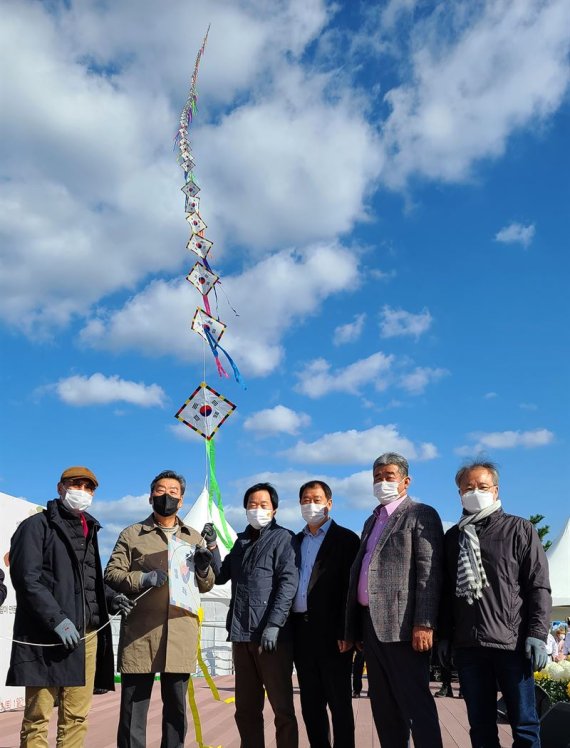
top-left (0, 677), bottom-right (512, 747)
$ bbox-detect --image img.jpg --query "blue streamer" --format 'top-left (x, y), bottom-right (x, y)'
top-left (203, 327), bottom-right (246, 389)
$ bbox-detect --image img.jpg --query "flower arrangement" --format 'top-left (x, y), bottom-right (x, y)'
top-left (534, 659), bottom-right (570, 704)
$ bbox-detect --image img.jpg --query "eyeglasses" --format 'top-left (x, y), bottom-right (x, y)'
top-left (64, 479), bottom-right (96, 493)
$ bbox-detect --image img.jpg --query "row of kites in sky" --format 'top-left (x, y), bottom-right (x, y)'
top-left (173, 29), bottom-right (241, 556)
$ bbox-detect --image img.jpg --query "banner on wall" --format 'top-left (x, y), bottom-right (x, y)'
top-left (0, 491), bottom-right (44, 712)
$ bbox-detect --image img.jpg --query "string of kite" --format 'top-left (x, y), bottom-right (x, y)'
top-left (173, 27), bottom-right (239, 747)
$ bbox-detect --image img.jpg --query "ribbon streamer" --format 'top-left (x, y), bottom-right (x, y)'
top-left (203, 327), bottom-right (245, 388)
top-left (205, 438), bottom-right (234, 551)
top-left (187, 608), bottom-right (232, 748)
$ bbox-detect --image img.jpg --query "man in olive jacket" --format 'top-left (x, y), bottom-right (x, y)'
top-left (105, 469), bottom-right (215, 748)
top-left (7, 466), bottom-right (119, 748)
top-left (216, 482), bottom-right (299, 748)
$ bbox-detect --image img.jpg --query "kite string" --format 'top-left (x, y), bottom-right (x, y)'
top-left (1, 588), bottom-right (152, 647)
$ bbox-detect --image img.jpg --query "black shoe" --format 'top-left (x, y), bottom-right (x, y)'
top-left (435, 685), bottom-right (453, 698)
top-left (352, 691), bottom-right (361, 698)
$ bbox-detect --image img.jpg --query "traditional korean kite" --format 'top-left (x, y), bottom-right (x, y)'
top-left (175, 382), bottom-right (236, 440)
top-left (174, 26), bottom-right (242, 386)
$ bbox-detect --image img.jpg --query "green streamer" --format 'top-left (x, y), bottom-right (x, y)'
top-left (205, 438), bottom-right (234, 551)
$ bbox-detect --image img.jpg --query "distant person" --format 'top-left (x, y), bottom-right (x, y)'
top-left (352, 650), bottom-right (366, 698)
top-left (105, 469), bottom-right (215, 748)
top-left (546, 629), bottom-right (557, 661)
top-left (291, 480), bottom-right (359, 747)
top-left (7, 466), bottom-right (130, 748)
top-left (346, 452), bottom-right (444, 748)
top-left (439, 460), bottom-right (551, 748)
top-left (553, 627), bottom-right (567, 662)
top-left (215, 482), bottom-right (299, 748)
top-left (564, 619), bottom-right (570, 657)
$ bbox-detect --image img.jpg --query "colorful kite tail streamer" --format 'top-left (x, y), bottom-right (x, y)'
top-left (203, 328), bottom-right (245, 388)
top-left (205, 438), bottom-right (234, 551)
top-left (202, 294), bottom-right (212, 316)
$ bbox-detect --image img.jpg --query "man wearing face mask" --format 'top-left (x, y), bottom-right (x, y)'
top-left (438, 460), bottom-right (551, 748)
top-left (291, 480), bottom-right (360, 748)
top-left (345, 452), bottom-right (444, 748)
top-left (215, 482), bottom-right (299, 748)
top-left (6, 466), bottom-right (122, 748)
top-left (105, 469), bottom-right (215, 748)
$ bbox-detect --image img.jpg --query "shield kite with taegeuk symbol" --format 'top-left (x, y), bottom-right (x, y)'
top-left (174, 382), bottom-right (236, 440)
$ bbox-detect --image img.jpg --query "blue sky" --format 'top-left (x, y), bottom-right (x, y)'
top-left (1, 0), bottom-right (569, 559)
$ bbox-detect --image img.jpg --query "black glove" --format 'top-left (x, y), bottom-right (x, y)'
top-left (260, 625), bottom-right (279, 652)
top-left (110, 593), bottom-right (135, 618)
top-left (54, 618), bottom-right (81, 650)
top-left (525, 636), bottom-right (548, 671)
top-left (140, 569), bottom-right (168, 589)
top-left (193, 546), bottom-right (213, 575)
top-left (201, 522), bottom-right (217, 548)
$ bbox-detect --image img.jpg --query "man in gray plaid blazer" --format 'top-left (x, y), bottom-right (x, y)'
top-left (345, 452), bottom-right (444, 748)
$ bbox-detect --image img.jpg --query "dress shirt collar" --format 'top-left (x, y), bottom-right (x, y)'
top-left (373, 494), bottom-right (407, 518)
top-left (302, 516), bottom-right (332, 537)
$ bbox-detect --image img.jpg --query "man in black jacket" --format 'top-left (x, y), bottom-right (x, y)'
top-left (291, 480), bottom-right (359, 748)
top-left (215, 482), bottom-right (299, 748)
top-left (439, 460), bottom-right (551, 748)
top-left (6, 466), bottom-right (132, 748)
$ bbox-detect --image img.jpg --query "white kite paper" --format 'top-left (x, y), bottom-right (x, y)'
top-left (168, 535), bottom-right (200, 614)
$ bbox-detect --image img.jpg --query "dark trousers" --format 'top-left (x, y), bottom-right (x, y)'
top-left (352, 650), bottom-right (365, 695)
top-left (233, 640), bottom-right (298, 748)
top-left (455, 647), bottom-right (540, 748)
top-left (363, 610), bottom-right (443, 748)
top-left (117, 672), bottom-right (189, 748)
top-left (292, 616), bottom-right (355, 748)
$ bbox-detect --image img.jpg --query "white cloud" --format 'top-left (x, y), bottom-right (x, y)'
top-left (380, 306), bottom-right (433, 339)
top-left (379, 0), bottom-right (570, 188)
top-left (398, 366), bottom-right (448, 395)
top-left (295, 352), bottom-right (394, 398)
top-left (53, 373), bottom-right (166, 407)
top-left (333, 313), bottom-right (366, 345)
top-left (283, 424), bottom-right (438, 465)
top-left (244, 405), bottom-right (310, 436)
top-left (0, 1), bottom-right (380, 333)
top-left (519, 402), bottom-right (538, 411)
top-left (91, 493), bottom-right (151, 558)
top-left (80, 243), bottom-right (360, 377)
top-left (484, 392), bottom-right (498, 399)
top-left (495, 222), bottom-right (536, 247)
top-left (456, 427), bottom-right (554, 454)
top-left (231, 467), bottom-right (376, 516)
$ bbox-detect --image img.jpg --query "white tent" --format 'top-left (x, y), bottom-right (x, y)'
top-left (0, 492), bottom-right (44, 712)
top-left (183, 484), bottom-right (238, 676)
top-left (546, 517), bottom-right (570, 620)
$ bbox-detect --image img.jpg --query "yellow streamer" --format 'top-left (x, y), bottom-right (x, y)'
top-left (186, 608), bottom-right (234, 748)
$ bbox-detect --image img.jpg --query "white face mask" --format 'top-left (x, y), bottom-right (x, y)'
top-left (301, 503), bottom-right (328, 526)
top-left (246, 508), bottom-right (273, 530)
top-left (61, 489), bottom-right (93, 514)
top-left (460, 489), bottom-right (496, 514)
top-left (373, 480), bottom-right (402, 505)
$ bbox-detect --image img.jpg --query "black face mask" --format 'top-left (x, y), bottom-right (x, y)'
top-left (152, 494), bottom-right (179, 517)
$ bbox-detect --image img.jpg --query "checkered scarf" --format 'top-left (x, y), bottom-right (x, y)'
top-left (456, 501), bottom-right (502, 605)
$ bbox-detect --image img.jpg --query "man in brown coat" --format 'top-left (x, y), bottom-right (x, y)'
top-left (105, 470), bottom-right (215, 748)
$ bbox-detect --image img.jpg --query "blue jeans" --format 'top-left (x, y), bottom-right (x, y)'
top-left (455, 647), bottom-right (540, 748)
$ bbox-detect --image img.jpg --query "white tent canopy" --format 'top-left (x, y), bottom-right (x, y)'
top-left (183, 483), bottom-right (238, 675)
top-left (0, 492), bottom-right (44, 711)
top-left (546, 516), bottom-right (570, 620)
